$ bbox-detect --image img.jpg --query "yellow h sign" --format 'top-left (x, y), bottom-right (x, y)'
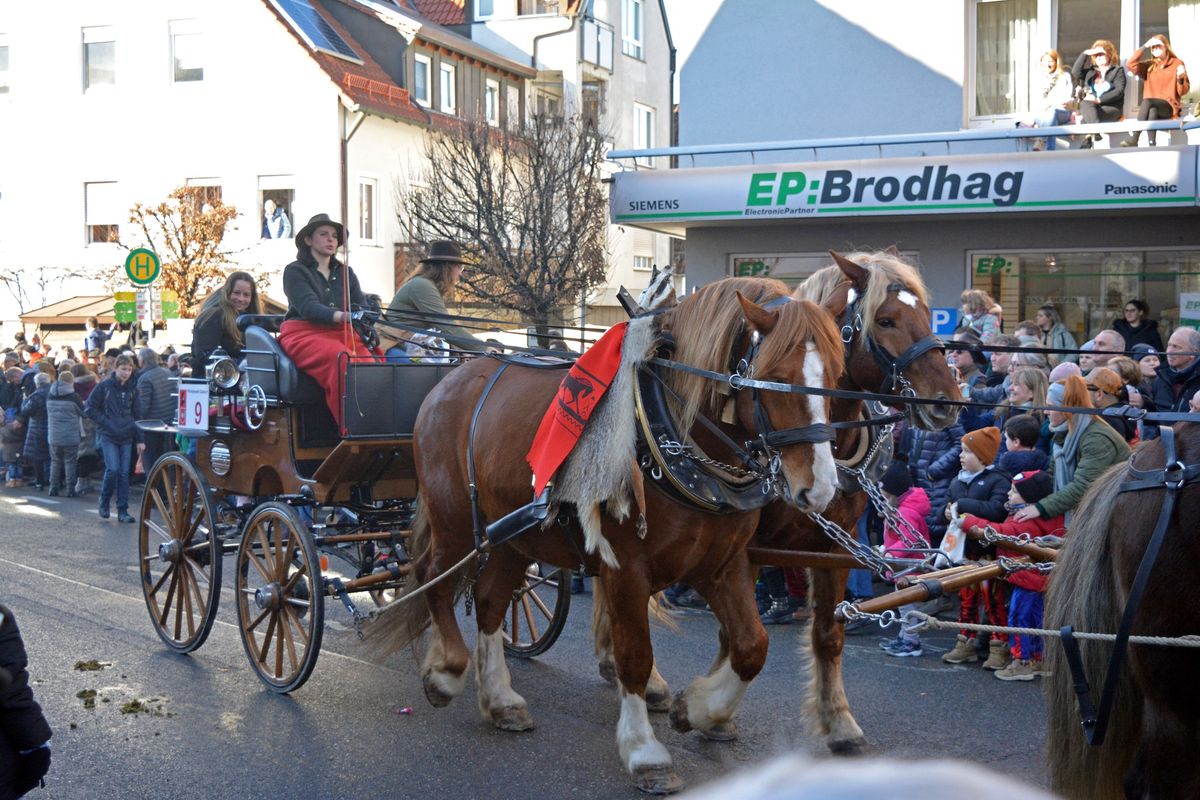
top-left (125, 248), bottom-right (161, 286)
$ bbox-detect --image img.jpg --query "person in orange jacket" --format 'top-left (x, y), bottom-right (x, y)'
top-left (1121, 34), bottom-right (1190, 147)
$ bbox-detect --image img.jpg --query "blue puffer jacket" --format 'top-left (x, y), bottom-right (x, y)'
top-left (897, 419), bottom-right (966, 544)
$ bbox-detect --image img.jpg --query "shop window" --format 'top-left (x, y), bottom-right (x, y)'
top-left (970, 249), bottom-right (1200, 342)
top-left (732, 252), bottom-right (919, 288)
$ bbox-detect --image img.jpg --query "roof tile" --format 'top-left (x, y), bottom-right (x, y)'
top-left (409, 0), bottom-right (465, 25)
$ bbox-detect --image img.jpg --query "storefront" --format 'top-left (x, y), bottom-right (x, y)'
top-left (610, 143), bottom-right (1200, 341)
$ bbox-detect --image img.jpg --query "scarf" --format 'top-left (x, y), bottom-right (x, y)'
top-left (1051, 415), bottom-right (1091, 522)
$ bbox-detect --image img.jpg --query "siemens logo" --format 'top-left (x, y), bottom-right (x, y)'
top-left (1104, 183), bottom-right (1178, 195)
top-left (747, 165), bottom-right (1025, 209)
top-left (627, 199), bottom-right (680, 211)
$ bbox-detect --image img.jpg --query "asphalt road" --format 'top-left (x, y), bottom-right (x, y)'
top-left (1, 485), bottom-right (1048, 799)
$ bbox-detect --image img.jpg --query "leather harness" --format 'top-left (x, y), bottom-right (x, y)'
top-left (1059, 423), bottom-right (1200, 747)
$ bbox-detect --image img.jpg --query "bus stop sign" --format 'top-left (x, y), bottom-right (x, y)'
top-left (125, 248), bottom-right (161, 286)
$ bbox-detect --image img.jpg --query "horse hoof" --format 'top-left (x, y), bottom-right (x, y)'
top-left (633, 765), bottom-right (684, 795)
top-left (646, 687), bottom-right (670, 714)
top-left (829, 736), bottom-right (869, 756)
top-left (668, 691), bottom-right (692, 733)
top-left (491, 705), bottom-right (535, 732)
top-left (699, 721), bottom-right (737, 742)
top-left (598, 659), bottom-right (617, 684)
top-left (422, 675), bottom-right (455, 708)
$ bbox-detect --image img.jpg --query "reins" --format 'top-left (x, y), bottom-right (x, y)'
top-left (1059, 423), bottom-right (1200, 747)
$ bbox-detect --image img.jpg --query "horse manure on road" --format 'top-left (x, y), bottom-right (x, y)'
top-left (74, 659), bottom-right (107, 672)
top-left (76, 689), bottom-right (97, 710)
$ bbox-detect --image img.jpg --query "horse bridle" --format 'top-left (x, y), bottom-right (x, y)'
top-left (730, 296), bottom-right (836, 489)
top-left (839, 281), bottom-right (944, 397)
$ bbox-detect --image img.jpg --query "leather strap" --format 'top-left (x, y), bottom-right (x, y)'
top-left (467, 363), bottom-right (511, 552)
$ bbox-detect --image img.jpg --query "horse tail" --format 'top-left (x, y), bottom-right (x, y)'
top-left (1044, 463), bottom-right (1141, 799)
top-left (356, 497), bottom-right (438, 662)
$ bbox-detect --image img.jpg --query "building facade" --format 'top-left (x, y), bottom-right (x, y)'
top-left (0, 0), bottom-right (534, 332)
top-left (615, 0), bottom-right (1200, 343)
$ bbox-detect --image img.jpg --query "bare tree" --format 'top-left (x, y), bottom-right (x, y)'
top-left (396, 113), bottom-right (610, 331)
top-left (0, 265), bottom-right (92, 330)
top-left (116, 186), bottom-right (240, 317)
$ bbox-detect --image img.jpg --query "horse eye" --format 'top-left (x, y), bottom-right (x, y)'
top-left (877, 318), bottom-right (896, 329)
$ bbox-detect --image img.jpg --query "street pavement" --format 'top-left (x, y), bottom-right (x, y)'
top-left (1, 485), bottom-right (1048, 799)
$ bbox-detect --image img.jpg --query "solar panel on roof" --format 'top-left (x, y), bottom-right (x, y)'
top-left (272, 0), bottom-right (363, 63)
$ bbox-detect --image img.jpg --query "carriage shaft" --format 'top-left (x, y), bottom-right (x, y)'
top-left (843, 563), bottom-right (1005, 619)
top-left (746, 547), bottom-right (863, 570)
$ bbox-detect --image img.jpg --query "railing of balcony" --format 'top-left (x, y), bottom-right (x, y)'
top-left (608, 119), bottom-right (1200, 168)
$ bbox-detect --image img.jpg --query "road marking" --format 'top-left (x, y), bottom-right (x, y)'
top-left (0, 556), bottom-right (394, 670)
top-left (22, 495), bottom-right (61, 506)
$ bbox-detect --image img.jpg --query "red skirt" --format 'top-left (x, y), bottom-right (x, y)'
top-left (279, 320), bottom-right (380, 431)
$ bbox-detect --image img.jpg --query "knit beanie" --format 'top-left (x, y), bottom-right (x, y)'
top-left (962, 426), bottom-right (1001, 465)
top-left (1131, 343), bottom-right (1158, 363)
top-left (1047, 381), bottom-right (1067, 406)
top-left (880, 456), bottom-right (912, 497)
top-left (1013, 470), bottom-right (1054, 504)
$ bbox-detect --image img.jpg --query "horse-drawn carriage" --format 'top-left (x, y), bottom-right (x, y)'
top-left (136, 316), bottom-right (569, 694)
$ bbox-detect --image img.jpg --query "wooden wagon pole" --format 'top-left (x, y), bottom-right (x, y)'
top-left (965, 526), bottom-right (1059, 562)
top-left (893, 563), bottom-right (978, 589)
top-left (746, 547), bottom-right (864, 570)
top-left (837, 562), bottom-right (1006, 620)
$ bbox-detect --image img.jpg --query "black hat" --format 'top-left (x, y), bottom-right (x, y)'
top-left (1131, 343), bottom-right (1158, 362)
top-left (880, 456), bottom-right (912, 497)
top-left (420, 240), bottom-right (471, 265)
top-left (294, 213), bottom-right (345, 251)
top-left (1013, 470), bottom-right (1053, 504)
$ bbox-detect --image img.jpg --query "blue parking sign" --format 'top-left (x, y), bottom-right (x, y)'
top-left (931, 307), bottom-right (957, 336)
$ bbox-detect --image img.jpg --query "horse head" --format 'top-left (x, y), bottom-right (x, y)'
top-left (798, 250), bottom-right (960, 431)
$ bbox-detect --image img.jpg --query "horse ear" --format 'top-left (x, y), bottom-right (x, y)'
top-left (736, 291), bottom-right (778, 335)
top-left (830, 250), bottom-right (869, 289)
top-left (883, 244), bottom-right (901, 258)
top-left (822, 281), bottom-right (852, 319)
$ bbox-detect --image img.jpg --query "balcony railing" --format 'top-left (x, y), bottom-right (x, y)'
top-left (343, 74), bottom-right (411, 106)
top-left (608, 119), bottom-right (1200, 168)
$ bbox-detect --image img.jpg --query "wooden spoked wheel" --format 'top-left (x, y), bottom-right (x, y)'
top-left (235, 502), bottom-right (324, 694)
top-left (502, 563), bottom-right (571, 658)
top-left (138, 453), bottom-right (222, 653)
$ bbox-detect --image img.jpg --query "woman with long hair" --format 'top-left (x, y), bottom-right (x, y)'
top-left (1035, 304), bottom-right (1077, 366)
top-left (387, 240), bottom-right (493, 353)
top-left (1012, 374), bottom-right (1129, 525)
top-left (1122, 34), bottom-right (1190, 147)
top-left (1071, 39), bottom-right (1126, 149)
top-left (191, 271), bottom-right (263, 366)
top-left (1023, 49), bottom-right (1075, 151)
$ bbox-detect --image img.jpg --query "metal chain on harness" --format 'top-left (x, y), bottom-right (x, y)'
top-left (806, 511), bottom-right (894, 577)
top-left (977, 525), bottom-right (1063, 551)
top-left (836, 421), bottom-right (926, 549)
top-left (654, 436), bottom-right (761, 480)
top-left (996, 555), bottom-right (1056, 575)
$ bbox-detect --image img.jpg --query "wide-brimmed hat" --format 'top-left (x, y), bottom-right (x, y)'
top-left (294, 213), bottom-right (345, 251)
top-left (420, 240), bottom-right (471, 265)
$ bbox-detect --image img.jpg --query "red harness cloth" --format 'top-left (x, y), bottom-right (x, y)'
top-left (279, 319), bottom-right (380, 431)
top-left (526, 322), bottom-right (627, 494)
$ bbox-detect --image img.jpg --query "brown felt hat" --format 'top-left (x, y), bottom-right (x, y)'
top-left (420, 240), bottom-right (472, 265)
top-left (1086, 367), bottom-right (1123, 397)
top-left (962, 426), bottom-right (1001, 466)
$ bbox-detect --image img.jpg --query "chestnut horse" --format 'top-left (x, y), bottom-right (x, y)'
top-left (1045, 423), bottom-right (1200, 799)
top-left (363, 278), bottom-right (844, 793)
top-left (593, 250), bottom-right (961, 753)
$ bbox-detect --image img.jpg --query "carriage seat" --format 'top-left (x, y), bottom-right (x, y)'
top-left (242, 325), bottom-right (325, 405)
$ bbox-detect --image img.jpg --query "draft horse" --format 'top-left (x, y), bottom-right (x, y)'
top-left (1045, 422), bottom-right (1200, 799)
top-left (363, 277), bottom-right (845, 793)
top-left (593, 250), bottom-right (961, 754)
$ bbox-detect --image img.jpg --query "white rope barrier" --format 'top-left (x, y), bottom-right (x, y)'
top-left (905, 611), bottom-right (1200, 648)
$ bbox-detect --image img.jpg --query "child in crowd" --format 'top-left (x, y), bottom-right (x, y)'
top-left (45, 371), bottom-right (85, 497)
top-left (877, 456), bottom-right (930, 657)
top-left (942, 427), bottom-right (1013, 670)
top-left (997, 415), bottom-right (1049, 477)
top-left (962, 471), bottom-right (1064, 681)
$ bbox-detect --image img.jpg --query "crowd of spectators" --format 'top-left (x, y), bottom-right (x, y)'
top-left (1, 323), bottom-right (192, 525)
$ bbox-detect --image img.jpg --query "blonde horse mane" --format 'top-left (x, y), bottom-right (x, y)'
top-left (794, 251), bottom-right (929, 339)
top-left (661, 277), bottom-right (843, 435)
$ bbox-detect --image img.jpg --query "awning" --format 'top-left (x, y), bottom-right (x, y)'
top-left (20, 296), bottom-right (117, 327)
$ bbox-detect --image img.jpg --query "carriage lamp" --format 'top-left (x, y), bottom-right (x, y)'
top-left (207, 352), bottom-right (242, 392)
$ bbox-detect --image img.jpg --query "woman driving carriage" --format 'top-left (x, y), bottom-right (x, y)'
top-left (279, 213), bottom-right (380, 428)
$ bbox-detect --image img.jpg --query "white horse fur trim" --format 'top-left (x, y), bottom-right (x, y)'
top-left (549, 315), bottom-right (659, 569)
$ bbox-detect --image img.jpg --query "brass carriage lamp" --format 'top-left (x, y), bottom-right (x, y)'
top-left (206, 349), bottom-right (242, 394)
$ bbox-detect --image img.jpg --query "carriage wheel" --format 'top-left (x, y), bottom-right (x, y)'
top-left (502, 563), bottom-right (571, 658)
top-left (138, 453), bottom-right (222, 653)
top-left (235, 502), bottom-right (324, 693)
